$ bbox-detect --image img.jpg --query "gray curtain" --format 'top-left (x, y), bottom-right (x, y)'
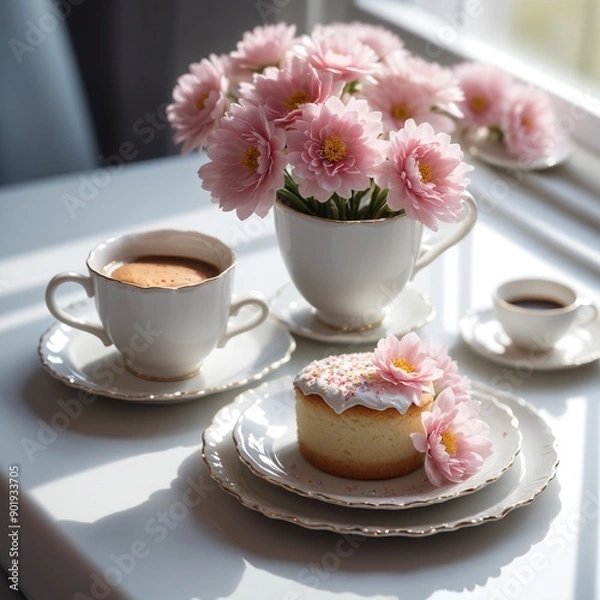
top-left (1, 0), bottom-right (290, 184)
top-left (66, 0), bottom-right (278, 165)
top-left (0, 0), bottom-right (98, 184)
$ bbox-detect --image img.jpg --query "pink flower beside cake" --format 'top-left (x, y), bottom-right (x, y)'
top-left (293, 332), bottom-right (492, 485)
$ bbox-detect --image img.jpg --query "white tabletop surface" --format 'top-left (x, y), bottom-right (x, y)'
top-left (1, 151), bottom-right (599, 600)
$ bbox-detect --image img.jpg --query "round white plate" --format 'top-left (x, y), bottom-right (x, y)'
top-left (462, 129), bottom-right (573, 171)
top-left (232, 377), bottom-right (521, 509)
top-left (202, 380), bottom-right (558, 537)
top-left (38, 300), bottom-right (296, 403)
top-left (269, 281), bottom-right (436, 344)
top-left (460, 307), bottom-right (600, 370)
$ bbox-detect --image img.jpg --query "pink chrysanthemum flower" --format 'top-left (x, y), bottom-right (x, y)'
top-left (374, 119), bottom-right (473, 231)
top-left (167, 54), bottom-right (230, 154)
top-left (360, 76), bottom-right (454, 135)
top-left (372, 332), bottom-right (444, 405)
top-left (297, 25), bottom-right (381, 84)
top-left (411, 388), bottom-right (492, 487)
top-left (198, 100), bottom-right (287, 220)
top-left (317, 21), bottom-right (406, 59)
top-left (238, 56), bottom-right (343, 127)
top-left (425, 342), bottom-right (471, 403)
top-left (382, 54), bottom-right (464, 122)
top-left (502, 84), bottom-right (557, 162)
top-left (286, 96), bottom-right (387, 202)
top-left (454, 61), bottom-right (512, 129)
top-left (228, 23), bottom-right (297, 87)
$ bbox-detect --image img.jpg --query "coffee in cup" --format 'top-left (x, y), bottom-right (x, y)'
top-left (105, 255), bottom-right (221, 288)
top-left (493, 277), bottom-right (598, 350)
top-left (45, 229), bottom-right (270, 381)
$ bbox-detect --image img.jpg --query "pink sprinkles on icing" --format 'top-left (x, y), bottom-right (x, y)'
top-left (294, 353), bottom-right (422, 414)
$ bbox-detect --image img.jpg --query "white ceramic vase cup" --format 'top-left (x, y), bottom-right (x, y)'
top-left (45, 229), bottom-right (270, 381)
top-left (274, 193), bottom-right (478, 331)
top-left (493, 278), bottom-right (598, 351)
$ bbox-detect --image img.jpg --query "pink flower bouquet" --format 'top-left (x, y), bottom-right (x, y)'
top-left (167, 22), bottom-right (474, 229)
top-left (454, 61), bottom-right (559, 163)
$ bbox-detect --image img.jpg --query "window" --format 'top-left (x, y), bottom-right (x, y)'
top-left (343, 0), bottom-right (600, 152)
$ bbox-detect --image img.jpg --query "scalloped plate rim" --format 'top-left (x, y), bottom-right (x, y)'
top-left (201, 379), bottom-right (559, 537)
top-left (232, 376), bottom-right (522, 509)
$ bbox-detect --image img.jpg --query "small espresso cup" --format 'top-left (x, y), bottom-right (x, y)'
top-left (45, 229), bottom-right (270, 380)
top-left (492, 278), bottom-right (598, 350)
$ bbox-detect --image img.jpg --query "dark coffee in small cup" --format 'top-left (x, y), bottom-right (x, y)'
top-left (507, 297), bottom-right (566, 311)
top-left (493, 277), bottom-right (598, 350)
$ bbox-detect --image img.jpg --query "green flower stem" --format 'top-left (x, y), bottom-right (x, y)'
top-left (278, 173), bottom-right (404, 221)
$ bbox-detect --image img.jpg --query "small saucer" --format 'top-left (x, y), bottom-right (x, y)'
top-left (462, 129), bottom-right (573, 171)
top-left (460, 307), bottom-right (600, 370)
top-left (38, 300), bottom-right (296, 403)
top-left (269, 281), bottom-right (436, 344)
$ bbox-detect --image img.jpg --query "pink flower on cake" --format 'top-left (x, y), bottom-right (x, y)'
top-left (286, 96), bottom-right (387, 202)
top-left (502, 84), bottom-right (557, 162)
top-left (411, 388), bottom-right (492, 487)
top-left (167, 54), bottom-right (230, 154)
top-left (228, 23), bottom-right (298, 85)
top-left (425, 342), bottom-right (471, 403)
top-left (198, 101), bottom-right (287, 219)
top-left (372, 332), bottom-right (443, 404)
top-left (373, 119), bottom-right (473, 231)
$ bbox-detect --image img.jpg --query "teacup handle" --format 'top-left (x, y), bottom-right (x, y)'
top-left (575, 299), bottom-right (599, 329)
top-left (414, 192), bottom-right (478, 274)
top-left (45, 272), bottom-right (112, 346)
top-left (217, 292), bottom-right (270, 348)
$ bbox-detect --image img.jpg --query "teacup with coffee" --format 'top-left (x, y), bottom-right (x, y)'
top-left (493, 277), bottom-right (598, 350)
top-left (45, 229), bottom-right (270, 380)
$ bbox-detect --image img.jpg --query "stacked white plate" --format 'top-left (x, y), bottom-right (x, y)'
top-left (202, 376), bottom-right (558, 537)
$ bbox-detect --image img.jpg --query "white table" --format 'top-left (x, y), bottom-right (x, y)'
top-left (1, 151), bottom-right (599, 600)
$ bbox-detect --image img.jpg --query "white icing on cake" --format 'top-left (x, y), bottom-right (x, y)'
top-left (293, 353), bottom-right (433, 415)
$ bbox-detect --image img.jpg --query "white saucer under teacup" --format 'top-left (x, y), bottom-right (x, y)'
top-left (459, 307), bottom-right (600, 370)
top-left (38, 300), bottom-right (296, 404)
top-left (269, 281), bottom-right (436, 344)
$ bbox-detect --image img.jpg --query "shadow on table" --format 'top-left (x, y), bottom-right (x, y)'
top-left (451, 337), bottom-right (600, 421)
top-left (56, 448), bottom-right (561, 600)
top-left (19, 366), bottom-right (237, 485)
